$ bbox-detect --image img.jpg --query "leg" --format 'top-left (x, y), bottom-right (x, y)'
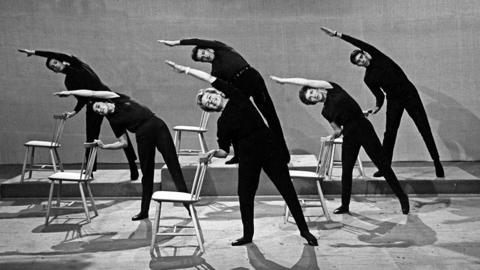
top-left (359, 119), bottom-right (409, 214)
top-left (154, 120), bottom-right (188, 193)
top-left (124, 132), bottom-right (139, 179)
top-left (136, 133), bottom-right (156, 218)
top-left (382, 99), bottom-right (405, 167)
top-left (337, 135), bottom-right (361, 212)
top-left (404, 92), bottom-right (443, 177)
top-left (86, 108), bottom-right (104, 171)
top-left (233, 158), bottom-right (262, 244)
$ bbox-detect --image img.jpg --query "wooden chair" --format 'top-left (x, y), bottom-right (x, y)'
top-left (21, 114), bottom-right (67, 183)
top-left (284, 137), bottom-right (333, 223)
top-left (150, 153), bottom-right (212, 254)
top-left (173, 111), bottom-right (210, 155)
top-left (327, 137), bottom-right (365, 181)
top-left (45, 142), bottom-right (99, 226)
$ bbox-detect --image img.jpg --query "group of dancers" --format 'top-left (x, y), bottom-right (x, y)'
top-left (18, 26), bottom-right (445, 247)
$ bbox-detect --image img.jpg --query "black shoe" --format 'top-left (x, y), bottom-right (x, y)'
top-left (373, 170), bottom-right (384, 177)
top-left (399, 195), bottom-right (410, 215)
top-left (300, 231), bottom-right (318, 246)
top-left (225, 156), bottom-right (239, 165)
top-left (434, 160), bottom-right (444, 178)
top-left (131, 213), bottom-right (148, 221)
top-left (231, 237), bottom-right (252, 246)
top-left (333, 206), bottom-right (350, 214)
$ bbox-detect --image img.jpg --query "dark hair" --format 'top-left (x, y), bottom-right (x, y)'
top-left (350, 49), bottom-right (364, 64)
top-left (191, 47), bottom-right (201, 62)
top-left (298, 86), bottom-right (317, 105)
top-left (45, 58), bottom-right (54, 70)
top-left (196, 88), bottom-right (224, 112)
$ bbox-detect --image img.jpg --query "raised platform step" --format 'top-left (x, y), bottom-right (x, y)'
top-left (2, 155), bottom-right (479, 198)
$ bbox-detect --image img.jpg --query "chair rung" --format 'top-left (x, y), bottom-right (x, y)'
top-left (156, 232), bottom-right (196, 236)
top-left (50, 206), bottom-right (94, 210)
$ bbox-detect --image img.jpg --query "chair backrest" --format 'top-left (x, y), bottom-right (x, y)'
top-left (199, 111), bottom-right (210, 129)
top-left (315, 137), bottom-right (334, 178)
top-left (50, 114), bottom-right (68, 146)
top-left (189, 154), bottom-right (211, 201)
top-left (80, 142), bottom-right (99, 180)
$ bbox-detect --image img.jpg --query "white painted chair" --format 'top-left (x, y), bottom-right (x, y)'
top-left (45, 142), bottom-right (99, 226)
top-left (284, 137), bottom-right (333, 223)
top-left (150, 153), bottom-right (212, 254)
top-left (173, 111), bottom-right (210, 155)
top-left (328, 137), bottom-right (365, 181)
top-left (21, 114), bottom-right (67, 183)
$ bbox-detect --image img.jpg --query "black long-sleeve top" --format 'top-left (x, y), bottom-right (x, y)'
top-left (341, 34), bottom-right (417, 109)
top-left (105, 93), bottom-right (155, 138)
top-left (322, 82), bottom-right (364, 134)
top-left (35, 50), bottom-right (111, 112)
top-left (179, 39), bottom-right (249, 80)
top-left (210, 79), bottom-right (269, 154)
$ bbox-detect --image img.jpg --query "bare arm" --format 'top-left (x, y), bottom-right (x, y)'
top-left (205, 149), bottom-right (228, 159)
top-left (165, 60), bottom-right (216, 84)
top-left (157, 40), bottom-right (181, 47)
top-left (329, 121), bottom-right (343, 140)
top-left (53, 90), bottom-right (120, 99)
top-left (270, 76), bottom-right (333, 89)
top-left (94, 134), bottom-right (128, 150)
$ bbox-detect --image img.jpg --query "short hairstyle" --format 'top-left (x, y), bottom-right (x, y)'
top-left (191, 46), bottom-right (201, 62)
top-left (298, 86), bottom-right (317, 105)
top-left (45, 58), bottom-right (54, 70)
top-left (350, 49), bottom-right (364, 65)
top-left (196, 87), bottom-right (225, 112)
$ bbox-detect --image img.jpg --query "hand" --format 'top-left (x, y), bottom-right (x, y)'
top-left (63, 111), bottom-right (77, 119)
top-left (269, 75), bottom-right (284, 84)
top-left (157, 40), bottom-right (178, 47)
top-left (93, 139), bottom-right (104, 149)
top-left (18, 49), bottom-right (34, 56)
top-left (320, 27), bottom-right (337, 37)
top-left (363, 109), bottom-right (374, 117)
top-left (165, 60), bottom-right (188, 74)
top-left (53, 91), bottom-right (71, 97)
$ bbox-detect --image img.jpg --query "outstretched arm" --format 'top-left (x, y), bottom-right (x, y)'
top-left (18, 49), bottom-right (74, 62)
top-left (158, 38), bottom-right (227, 49)
top-left (270, 76), bottom-right (333, 89)
top-left (165, 60), bottom-right (216, 84)
top-left (53, 90), bottom-right (119, 99)
top-left (94, 134), bottom-right (128, 150)
top-left (321, 27), bottom-right (382, 56)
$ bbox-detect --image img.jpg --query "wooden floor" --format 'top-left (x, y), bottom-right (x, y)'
top-left (0, 195), bottom-right (479, 269)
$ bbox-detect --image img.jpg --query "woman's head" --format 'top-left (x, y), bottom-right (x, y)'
top-left (196, 87), bottom-right (225, 112)
top-left (299, 86), bottom-right (326, 105)
top-left (191, 47), bottom-right (215, 62)
top-left (350, 49), bottom-right (371, 67)
top-left (92, 101), bottom-right (115, 116)
top-left (46, 58), bottom-right (67, 73)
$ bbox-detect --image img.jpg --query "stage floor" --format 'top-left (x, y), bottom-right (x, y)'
top-left (0, 195), bottom-right (479, 269)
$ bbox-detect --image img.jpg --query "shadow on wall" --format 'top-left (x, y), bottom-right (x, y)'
top-left (418, 86), bottom-right (480, 160)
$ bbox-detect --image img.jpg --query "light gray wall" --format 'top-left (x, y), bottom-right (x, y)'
top-left (1, 0), bottom-right (480, 164)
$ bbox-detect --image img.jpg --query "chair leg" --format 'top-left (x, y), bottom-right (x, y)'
top-left (316, 180), bottom-right (331, 221)
top-left (49, 149), bottom-right (58, 173)
top-left (283, 203), bottom-right (290, 224)
top-left (21, 147), bottom-right (29, 183)
top-left (86, 182), bottom-right (98, 216)
top-left (28, 147), bottom-right (35, 179)
top-left (54, 148), bottom-right (64, 172)
top-left (190, 204), bottom-right (204, 253)
top-left (45, 181), bottom-right (55, 226)
top-left (328, 144), bottom-right (336, 181)
top-left (198, 133), bottom-right (208, 153)
top-left (150, 201), bottom-right (162, 255)
top-left (56, 180), bottom-right (62, 207)
top-left (78, 182), bottom-right (91, 223)
top-left (174, 131), bottom-right (181, 154)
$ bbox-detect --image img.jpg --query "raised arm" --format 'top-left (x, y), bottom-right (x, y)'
top-left (165, 60), bottom-right (216, 84)
top-left (270, 76), bottom-right (333, 89)
top-left (158, 38), bottom-right (228, 49)
top-left (18, 49), bottom-right (75, 62)
top-left (53, 90), bottom-right (119, 99)
top-left (320, 27), bottom-right (382, 57)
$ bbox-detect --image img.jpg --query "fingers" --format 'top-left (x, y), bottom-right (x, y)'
top-left (165, 60), bottom-right (175, 67)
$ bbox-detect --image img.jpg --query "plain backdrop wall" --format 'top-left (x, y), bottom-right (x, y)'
top-left (1, 0), bottom-right (480, 164)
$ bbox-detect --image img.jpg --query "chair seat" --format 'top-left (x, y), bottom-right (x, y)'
top-left (333, 137), bottom-right (343, 144)
top-left (48, 171), bottom-right (93, 182)
top-left (173, 126), bottom-right (207, 133)
top-left (289, 170), bottom-right (323, 180)
top-left (151, 191), bottom-right (199, 203)
top-left (24, 140), bottom-right (60, 148)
